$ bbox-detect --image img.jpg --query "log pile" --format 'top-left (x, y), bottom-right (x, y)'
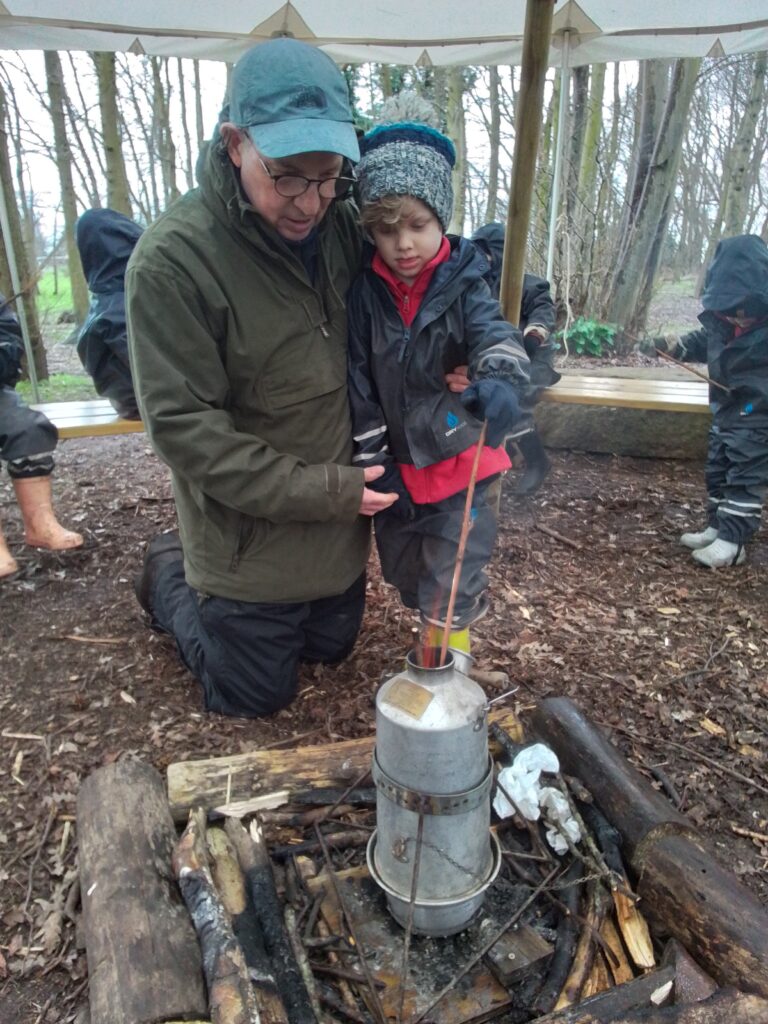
top-left (76, 703), bottom-right (768, 1024)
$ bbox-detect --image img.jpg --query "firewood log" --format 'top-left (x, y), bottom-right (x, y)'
top-left (77, 760), bottom-right (207, 1024)
top-left (530, 698), bottom-right (768, 997)
top-left (173, 808), bottom-right (261, 1024)
top-left (224, 817), bottom-right (317, 1024)
top-left (554, 879), bottom-right (611, 1009)
top-left (534, 988), bottom-right (768, 1022)
top-left (206, 827), bottom-right (288, 1023)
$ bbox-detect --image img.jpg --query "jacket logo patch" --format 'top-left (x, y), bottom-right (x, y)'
top-left (444, 411), bottom-right (467, 438)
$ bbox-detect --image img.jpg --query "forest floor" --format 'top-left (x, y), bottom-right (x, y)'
top-left (2, 284), bottom-right (767, 1023)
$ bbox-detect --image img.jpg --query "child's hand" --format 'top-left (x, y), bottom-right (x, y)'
top-left (445, 364), bottom-right (470, 393)
top-left (460, 379), bottom-right (520, 447)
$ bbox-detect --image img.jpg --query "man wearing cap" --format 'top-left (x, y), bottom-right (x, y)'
top-left (126, 38), bottom-right (396, 717)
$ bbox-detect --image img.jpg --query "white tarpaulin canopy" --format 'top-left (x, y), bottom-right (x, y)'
top-left (1, 1), bottom-right (767, 67)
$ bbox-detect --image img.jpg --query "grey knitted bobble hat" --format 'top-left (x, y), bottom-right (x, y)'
top-left (356, 121), bottom-right (456, 230)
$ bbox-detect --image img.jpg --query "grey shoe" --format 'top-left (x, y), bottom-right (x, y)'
top-left (680, 526), bottom-right (718, 550)
top-left (692, 538), bottom-right (746, 568)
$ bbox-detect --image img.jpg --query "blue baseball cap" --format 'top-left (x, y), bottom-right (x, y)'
top-left (228, 38), bottom-right (359, 162)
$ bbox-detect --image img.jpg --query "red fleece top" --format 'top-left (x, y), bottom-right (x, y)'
top-left (372, 239), bottom-right (511, 504)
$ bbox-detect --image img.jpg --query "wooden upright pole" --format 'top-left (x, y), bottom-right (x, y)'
top-left (500, 0), bottom-right (555, 325)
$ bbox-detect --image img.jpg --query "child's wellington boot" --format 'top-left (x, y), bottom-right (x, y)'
top-left (692, 538), bottom-right (746, 568)
top-left (12, 476), bottom-right (83, 550)
top-left (679, 526), bottom-right (718, 550)
top-left (0, 525), bottom-right (18, 577)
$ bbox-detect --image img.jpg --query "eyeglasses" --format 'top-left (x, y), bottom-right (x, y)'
top-left (257, 156), bottom-right (355, 200)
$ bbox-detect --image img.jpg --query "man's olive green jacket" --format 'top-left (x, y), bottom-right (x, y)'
top-left (126, 141), bottom-right (370, 602)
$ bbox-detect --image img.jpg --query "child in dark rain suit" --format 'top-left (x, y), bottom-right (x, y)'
top-left (660, 235), bottom-right (768, 567)
top-left (347, 120), bottom-right (531, 665)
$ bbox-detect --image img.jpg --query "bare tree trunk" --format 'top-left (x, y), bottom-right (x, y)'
top-left (0, 78), bottom-right (47, 378)
top-left (177, 58), bottom-right (194, 191)
top-left (723, 52), bottom-right (767, 237)
top-left (151, 57), bottom-right (180, 209)
top-left (572, 63), bottom-right (606, 311)
top-left (43, 50), bottom-right (89, 322)
top-left (604, 58), bottom-right (701, 335)
top-left (446, 66), bottom-right (467, 234)
top-left (485, 65), bottom-right (501, 224)
top-left (193, 60), bottom-right (206, 154)
top-left (94, 52), bottom-right (133, 216)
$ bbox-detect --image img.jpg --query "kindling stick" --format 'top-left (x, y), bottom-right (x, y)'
top-left (654, 347), bottom-right (730, 393)
top-left (439, 421), bottom-right (488, 668)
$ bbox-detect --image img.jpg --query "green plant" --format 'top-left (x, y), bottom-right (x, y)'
top-left (556, 317), bottom-right (617, 357)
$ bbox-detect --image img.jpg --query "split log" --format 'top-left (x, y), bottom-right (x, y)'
top-left (224, 818), bottom-right (317, 1024)
top-left (530, 698), bottom-right (768, 997)
top-left (173, 808), bottom-right (261, 1024)
top-left (206, 827), bottom-right (288, 1023)
top-left (77, 760), bottom-right (206, 1024)
top-left (554, 879), bottom-right (610, 1009)
top-left (529, 965), bottom-right (675, 1021)
top-left (167, 707), bottom-right (523, 822)
top-left (533, 987), bottom-right (768, 1022)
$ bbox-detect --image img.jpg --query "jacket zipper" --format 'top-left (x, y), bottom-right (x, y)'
top-left (319, 323), bottom-right (330, 338)
top-left (397, 327), bottom-right (411, 363)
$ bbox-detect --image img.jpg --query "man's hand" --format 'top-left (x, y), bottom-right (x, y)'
top-left (359, 465), bottom-right (398, 516)
top-left (445, 364), bottom-right (470, 394)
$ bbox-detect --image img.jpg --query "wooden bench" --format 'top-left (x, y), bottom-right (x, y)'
top-left (541, 375), bottom-right (710, 414)
top-left (35, 377), bottom-right (711, 440)
top-left (32, 399), bottom-right (145, 439)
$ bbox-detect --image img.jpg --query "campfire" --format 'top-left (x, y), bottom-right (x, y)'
top-left (76, 697), bottom-right (768, 1024)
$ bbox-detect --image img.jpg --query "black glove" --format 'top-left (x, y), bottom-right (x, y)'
top-left (369, 463), bottom-right (416, 521)
top-left (459, 378), bottom-right (521, 447)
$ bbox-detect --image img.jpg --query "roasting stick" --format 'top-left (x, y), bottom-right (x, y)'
top-left (654, 347), bottom-right (730, 393)
top-left (439, 421), bottom-right (488, 668)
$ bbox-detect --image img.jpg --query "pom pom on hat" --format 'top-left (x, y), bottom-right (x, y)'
top-left (356, 103), bottom-right (456, 230)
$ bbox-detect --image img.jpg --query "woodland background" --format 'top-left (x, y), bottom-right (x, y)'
top-left (0, 49), bottom-right (767, 384)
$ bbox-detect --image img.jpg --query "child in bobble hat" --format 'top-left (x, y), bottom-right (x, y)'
top-left (347, 101), bottom-right (531, 666)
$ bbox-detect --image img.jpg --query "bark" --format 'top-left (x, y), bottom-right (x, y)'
top-left (43, 50), bottom-right (89, 322)
top-left (93, 52), bottom-right (133, 216)
top-left (78, 761), bottom-right (207, 1024)
top-left (206, 827), bottom-right (289, 1023)
top-left (485, 65), bottom-right (501, 223)
top-left (177, 58), bottom-right (195, 191)
top-left (722, 52), bottom-right (767, 237)
top-left (193, 60), bottom-right (206, 154)
top-left (173, 808), bottom-right (262, 1024)
top-left (0, 77), bottom-right (46, 377)
top-left (151, 56), bottom-right (180, 208)
top-left (224, 817), bottom-right (317, 1024)
top-left (533, 988), bottom-right (768, 1023)
top-left (603, 59), bottom-right (700, 333)
top-left (446, 66), bottom-right (467, 235)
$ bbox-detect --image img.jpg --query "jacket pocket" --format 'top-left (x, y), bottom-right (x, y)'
top-left (229, 513), bottom-right (268, 571)
top-left (263, 362), bottom-right (345, 411)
